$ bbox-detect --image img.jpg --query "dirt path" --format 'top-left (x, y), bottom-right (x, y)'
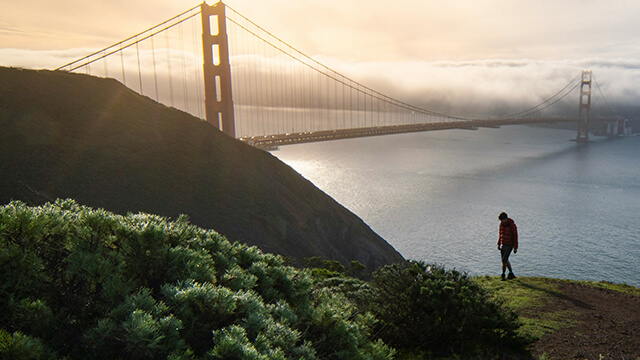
top-left (530, 282), bottom-right (640, 360)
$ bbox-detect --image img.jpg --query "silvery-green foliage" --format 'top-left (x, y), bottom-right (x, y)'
top-left (0, 200), bottom-right (394, 359)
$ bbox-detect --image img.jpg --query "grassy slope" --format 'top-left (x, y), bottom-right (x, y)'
top-left (476, 276), bottom-right (640, 343)
top-left (0, 66), bottom-right (404, 271)
top-left (476, 276), bottom-right (580, 342)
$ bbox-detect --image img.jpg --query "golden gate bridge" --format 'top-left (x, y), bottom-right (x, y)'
top-left (56, 1), bottom-right (618, 148)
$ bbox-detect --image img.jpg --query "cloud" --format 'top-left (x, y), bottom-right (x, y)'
top-left (0, 20), bottom-right (24, 36)
top-left (0, 48), bottom-right (98, 70)
top-left (321, 57), bottom-right (640, 116)
top-left (2, 48), bottom-right (638, 135)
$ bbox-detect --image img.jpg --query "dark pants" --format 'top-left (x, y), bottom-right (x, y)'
top-left (500, 245), bottom-right (513, 264)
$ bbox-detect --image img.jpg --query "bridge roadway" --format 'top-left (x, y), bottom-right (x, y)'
top-left (239, 117), bottom-right (578, 149)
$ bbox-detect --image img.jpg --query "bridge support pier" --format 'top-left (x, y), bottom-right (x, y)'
top-left (576, 70), bottom-right (592, 143)
top-left (605, 118), bottom-right (630, 137)
top-left (201, 1), bottom-right (235, 137)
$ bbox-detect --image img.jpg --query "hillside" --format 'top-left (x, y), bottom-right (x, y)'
top-left (0, 66), bottom-right (404, 271)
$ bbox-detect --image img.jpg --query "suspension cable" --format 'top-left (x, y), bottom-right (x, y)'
top-left (592, 74), bottom-right (614, 116)
top-left (501, 73), bottom-right (582, 119)
top-left (55, 5), bottom-right (201, 71)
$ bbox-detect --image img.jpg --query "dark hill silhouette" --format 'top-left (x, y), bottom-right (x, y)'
top-left (0, 66), bottom-right (403, 271)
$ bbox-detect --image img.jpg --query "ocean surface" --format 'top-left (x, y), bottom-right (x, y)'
top-left (272, 125), bottom-right (640, 287)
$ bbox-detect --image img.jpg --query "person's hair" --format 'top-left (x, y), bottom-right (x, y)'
top-left (498, 212), bottom-right (508, 220)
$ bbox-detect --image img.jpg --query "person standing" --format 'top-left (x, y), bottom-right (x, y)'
top-left (497, 212), bottom-right (518, 281)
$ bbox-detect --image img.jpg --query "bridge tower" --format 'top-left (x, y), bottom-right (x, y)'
top-left (576, 70), bottom-right (592, 143)
top-left (201, 1), bottom-right (235, 137)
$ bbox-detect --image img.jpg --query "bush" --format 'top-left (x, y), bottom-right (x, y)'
top-left (369, 261), bottom-right (529, 358)
top-left (0, 200), bottom-right (394, 359)
top-left (0, 329), bottom-right (57, 360)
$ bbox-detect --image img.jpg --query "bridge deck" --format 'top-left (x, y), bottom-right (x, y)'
top-left (240, 117), bottom-right (577, 149)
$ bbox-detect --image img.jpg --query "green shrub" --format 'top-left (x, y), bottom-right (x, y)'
top-left (0, 200), bottom-right (395, 359)
top-left (304, 289), bottom-right (394, 360)
top-left (304, 256), bottom-right (346, 274)
top-left (369, 261), bottom-right (528, 358)
top-left (0, 329), bottom-right (57, 360)
top-left (303, 256), bottom-right (367, 280)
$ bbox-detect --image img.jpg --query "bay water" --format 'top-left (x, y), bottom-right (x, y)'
top-left (272, 125), bottom-right (640, 286)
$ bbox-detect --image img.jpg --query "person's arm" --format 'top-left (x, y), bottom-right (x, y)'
top-left (513, 222), bottom-right (518, 253)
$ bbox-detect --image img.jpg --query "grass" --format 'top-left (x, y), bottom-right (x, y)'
top-left (476, 275), bottom-right (640, 345)
top-left (474, 276), bottom-right (580, 342)
top-left (573, 279), bottom-right (640, 297)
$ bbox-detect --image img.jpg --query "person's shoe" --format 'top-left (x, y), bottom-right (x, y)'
top-left (507, 272), bottom-right (516, 280)
top-left (501, 273), bottom-right (506, 281)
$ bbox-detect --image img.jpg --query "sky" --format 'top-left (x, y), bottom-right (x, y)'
top-left (2, 0), bottom-right (640, 115)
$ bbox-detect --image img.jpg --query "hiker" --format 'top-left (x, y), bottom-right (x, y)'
top-left (497, 212), bottom-right (518, 281)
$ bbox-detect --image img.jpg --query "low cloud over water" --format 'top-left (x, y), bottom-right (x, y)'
top-left (3, 48), bottom-right (639, 119)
